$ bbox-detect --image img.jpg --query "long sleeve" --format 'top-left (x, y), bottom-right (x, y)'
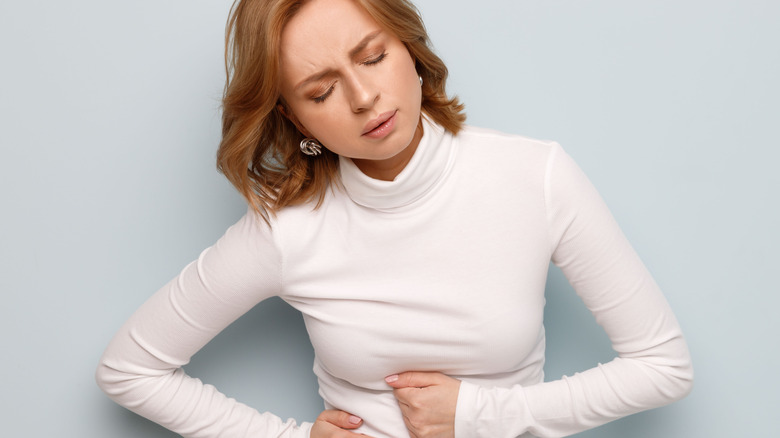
top-left (453, 144), bottom-right (693, 437)
top-left (95, 210), bottom-right (313, 438)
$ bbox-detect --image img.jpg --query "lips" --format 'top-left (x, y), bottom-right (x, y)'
top-left (362, 110), bottom-right (397, 138)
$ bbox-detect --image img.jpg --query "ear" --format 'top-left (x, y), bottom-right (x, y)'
top-left (277, 102), bottom-right (313, 138)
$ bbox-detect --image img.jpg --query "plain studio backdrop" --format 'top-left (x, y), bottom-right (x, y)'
top-left (1, 0), bottom-right (777, 436)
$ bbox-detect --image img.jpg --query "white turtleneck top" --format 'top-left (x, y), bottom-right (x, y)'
top-left (96, 119), bottom-right (693, 438)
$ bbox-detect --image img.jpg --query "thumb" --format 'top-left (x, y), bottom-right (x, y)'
top-left (316, 409), bottom-right (363, 430)
top-left (384, 371), bottom-right (441, 389)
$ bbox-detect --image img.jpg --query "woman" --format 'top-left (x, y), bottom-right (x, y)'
top-left (96, 0), bottom-right (694, 437)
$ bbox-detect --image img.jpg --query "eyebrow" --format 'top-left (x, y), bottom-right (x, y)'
top-left (348, 29), bottom-right (382, 58)
top-left (294, 30), bottom-right (383, 91)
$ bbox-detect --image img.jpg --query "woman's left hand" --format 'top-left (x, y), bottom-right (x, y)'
top-left (385, 371), bottom-right (461, 438)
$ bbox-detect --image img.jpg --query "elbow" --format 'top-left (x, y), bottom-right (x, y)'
top-left (95, 352), bottom-right (138, 402)
top-left (95, 357), bottom-right (119, 399)
top-left (670, 357), bottom-right (694, 402)
top-left (95, 349), bottom-right (184, 412)
top-left (648, 330), bottom-right (695, 404)
top-left (656, 347), bottom-right (694, 404)
top-left (670, 336), bottom-right (694, 402)
top-left (631, 337), bottom-right (694, 407)
top-left (660, 366), bottom-right (693, 406)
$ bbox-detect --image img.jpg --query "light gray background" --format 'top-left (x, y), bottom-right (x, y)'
top-left (1, 0), bottom-right (777, 436)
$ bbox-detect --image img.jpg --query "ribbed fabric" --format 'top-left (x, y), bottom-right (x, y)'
top-left (97, 119), bottom-right (692, 438)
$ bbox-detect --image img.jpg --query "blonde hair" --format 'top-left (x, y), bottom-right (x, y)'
top-left (217, 0), bottom-right (465, 220)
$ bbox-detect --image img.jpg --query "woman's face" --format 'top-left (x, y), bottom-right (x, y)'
top-left (278, 0), bottom-right (423, 180)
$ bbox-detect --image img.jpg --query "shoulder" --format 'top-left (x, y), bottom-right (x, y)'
top-left (457, 124), bottom-right (558, 150)
top-left (217, 207), bottom-right (280, 260)
top-left (453, 124), bottom-right (562, 176)
top-left (269, 188), bottom-right (346, 250)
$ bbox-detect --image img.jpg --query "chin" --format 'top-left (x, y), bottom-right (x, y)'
top-left (387, 127), bottom-right (419, 155)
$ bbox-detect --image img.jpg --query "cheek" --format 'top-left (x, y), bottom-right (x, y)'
top-left (298, 109), bottom-right (347, 144)
top-left (386, 60), bottom-right (422, 103)
top-left (397, 58), bottom-right (421, 103)
top-left (404, 70), bottom-right (423, 112)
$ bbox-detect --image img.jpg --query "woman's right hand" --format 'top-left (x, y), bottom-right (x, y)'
top-left (310, 410), bottom-right (373, 437)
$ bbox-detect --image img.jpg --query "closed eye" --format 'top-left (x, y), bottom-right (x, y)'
top-left (362, 52), bottom-right (387, 66)
top-left (313, 84), bottom-right (336, 103)
top-left (311, 52), bottom-right (386, 103)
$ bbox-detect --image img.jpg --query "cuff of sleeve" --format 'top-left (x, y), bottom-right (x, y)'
top-left (454, 381), bottom-right (534, 438)
top-left (298, 421), bottom-right (313, 438)
top-left (454, 380), bottom-right (480, 438)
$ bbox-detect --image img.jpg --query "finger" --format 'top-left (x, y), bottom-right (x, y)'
top-left (385, 371), bottom-right (442, 389)
top-left (316, 409), bottom-right (364, 429)
top-left (311, 422), bottom-right (374, 438)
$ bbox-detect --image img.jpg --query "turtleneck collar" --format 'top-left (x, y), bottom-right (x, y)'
top-left (338, 116), bottom-right (456, 211)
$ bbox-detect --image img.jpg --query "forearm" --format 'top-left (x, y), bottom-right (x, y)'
top-left (97, 355), bottom-right (312, 438)
top-left (451, 144), bottom-right (694, 438)
top-left (95, 211), bottom-right (308, 437)
top-left (455, 337), bottom-right (693, 437)
top-left (95, 281), bottom-right (313, 438)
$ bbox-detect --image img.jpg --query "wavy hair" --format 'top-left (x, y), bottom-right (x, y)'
top-left (217, 0), bottom-right (465, 220)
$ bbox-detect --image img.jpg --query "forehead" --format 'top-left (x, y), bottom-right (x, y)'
top-left (280, 0), bottom-right (382, 73)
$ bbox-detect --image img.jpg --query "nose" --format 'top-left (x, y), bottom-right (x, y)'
top-left (346, 71), bottom-right (379, 113)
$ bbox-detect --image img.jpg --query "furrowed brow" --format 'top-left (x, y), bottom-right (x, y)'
top-left (293, 30), bottom-right (383, 91)
top-left (348, 30), bottom-right (382, 58)
top-left (295, 69), bottom-right (335, 91)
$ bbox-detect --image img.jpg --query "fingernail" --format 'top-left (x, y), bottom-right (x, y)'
top-left (385, 374), bottom-right (398, 383)
top-left (349, 415), bottom-right (362, 425)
